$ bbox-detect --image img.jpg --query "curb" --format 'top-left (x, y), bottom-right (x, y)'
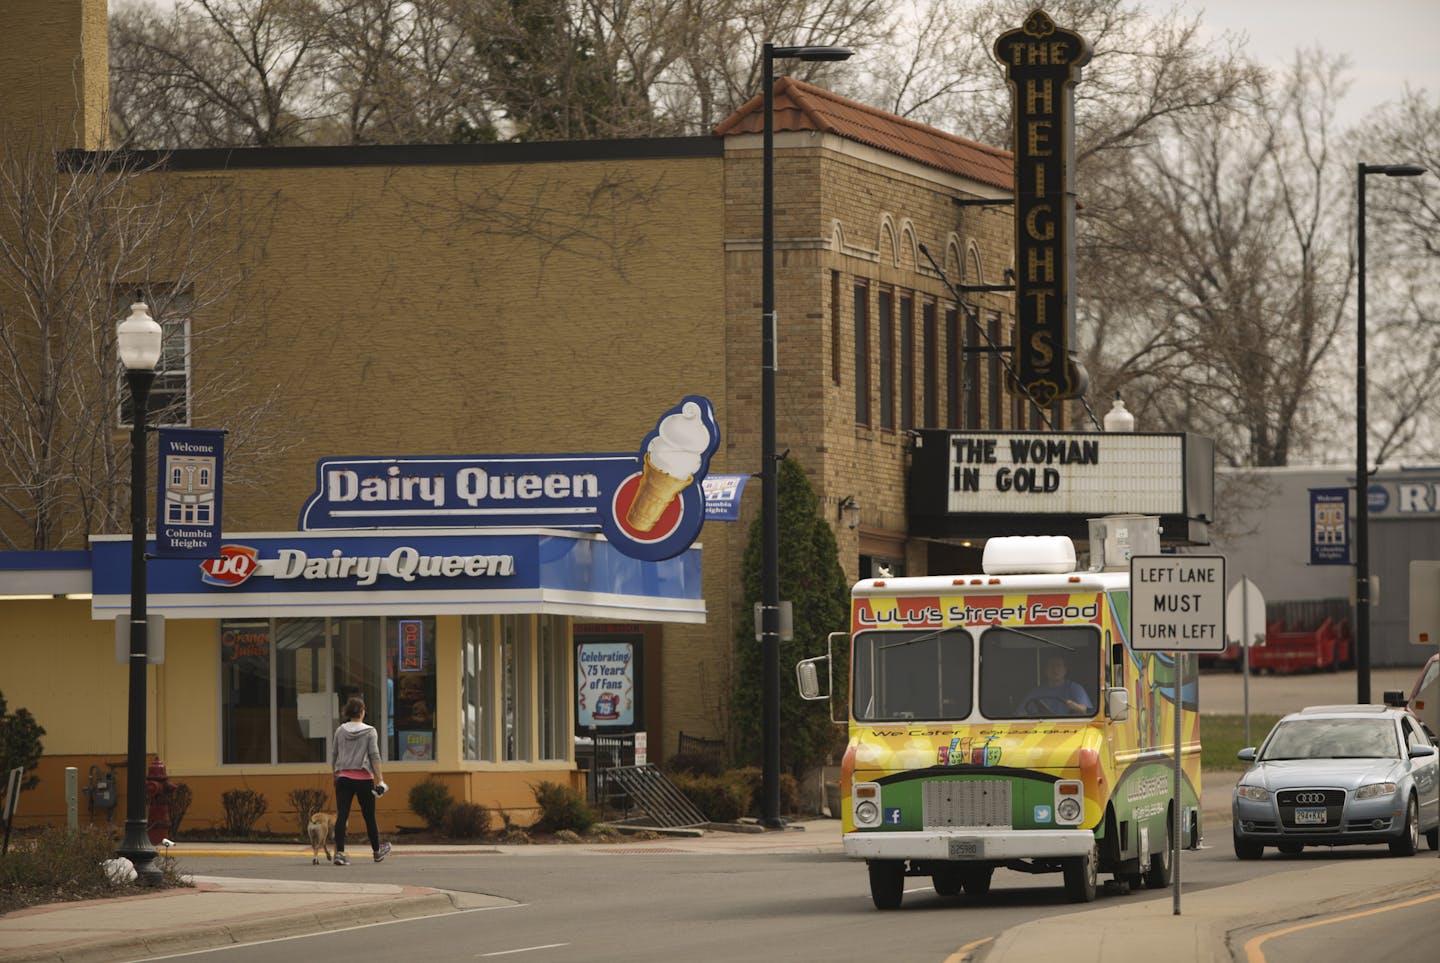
top-left (0, 892), bottom-right (465, 963)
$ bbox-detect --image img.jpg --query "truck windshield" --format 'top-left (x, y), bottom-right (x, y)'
top-left (852, 628), bottom-right (973, 722)
top-left (979, 625), bottom-right (1100, 719)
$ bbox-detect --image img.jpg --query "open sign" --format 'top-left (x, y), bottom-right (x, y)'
top-left (398, 619), bottom-right (424, 672)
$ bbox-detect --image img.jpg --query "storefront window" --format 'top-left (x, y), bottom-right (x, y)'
top-left (389, 617), bottom-right (437, 762)
top-left (276, 618), bottom-right (327, 763)
top-left (538, 616), bottom-right (569, 761)
top-left (221, 620), bottom-right (272, 764)
top-left (462, 616), bottom-right (495, 762)
top-left (502, 616), bottom-right (533, 761)
top-left (332, 618), bottom-right (384, 735)
top-left (218, 616), bottom-right (427, 765)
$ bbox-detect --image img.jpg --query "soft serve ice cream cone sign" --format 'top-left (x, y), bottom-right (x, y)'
top-left (600, 397), bottom-right (720, 560)
top-left (298, 396), bottom-right (720, 562)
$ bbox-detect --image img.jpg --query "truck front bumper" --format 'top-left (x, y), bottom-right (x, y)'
top-left (844, 828), bottom-right (1094, 862)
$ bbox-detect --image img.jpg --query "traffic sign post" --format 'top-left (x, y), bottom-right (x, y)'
top-left (1226, 576), bottom-right (1266, 747)
top-left (1130, 554), bottom-right (1226, 916)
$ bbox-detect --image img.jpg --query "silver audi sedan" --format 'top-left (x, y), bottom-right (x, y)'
top-left (1232, 704), bottom-right (1440, 858)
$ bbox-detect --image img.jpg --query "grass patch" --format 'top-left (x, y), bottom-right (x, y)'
top-left (0, 826), bottom-right (191, 916)
top-left (1202, 713), bottom-right (1281, 771)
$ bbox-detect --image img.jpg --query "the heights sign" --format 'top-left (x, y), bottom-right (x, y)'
top-left (993, 9), bottom-right (1091, 407)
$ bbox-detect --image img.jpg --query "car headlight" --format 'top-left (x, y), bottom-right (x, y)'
top-left (1355, 782), bottom-right (1397, 800)
top-left (1235, 784), bottom-right (1269, 802)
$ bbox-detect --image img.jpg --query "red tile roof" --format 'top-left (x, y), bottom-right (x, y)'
top-left (713, 77), bottom-right (1013, 192)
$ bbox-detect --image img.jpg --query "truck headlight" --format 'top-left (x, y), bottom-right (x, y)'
top-left (853, 782), bottom-right (882, 827)
top-left (1355, 782), bottom-right (1397, 800)
top-left (1055, 780), bottom-right (1083, 825)
top-left (1235, 784), bottom-right (1269, 802)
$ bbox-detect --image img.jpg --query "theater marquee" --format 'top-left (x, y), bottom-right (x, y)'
top-left (908, 430), bottom-right (1215, 543)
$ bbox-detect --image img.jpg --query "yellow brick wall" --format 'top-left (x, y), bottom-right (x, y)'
top-left (720, 136), bottom-right (1018, 598)
top-left (0, 0), bottom-right (108, 149)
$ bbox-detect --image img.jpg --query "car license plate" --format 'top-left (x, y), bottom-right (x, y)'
top-left (948, 838), bottom-right (980, 858)
top-left (1294, 807), bottom-right (1327, 825)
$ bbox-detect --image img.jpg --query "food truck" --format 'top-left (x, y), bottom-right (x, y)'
top-left (799, 529), bottom-right (1201, 908)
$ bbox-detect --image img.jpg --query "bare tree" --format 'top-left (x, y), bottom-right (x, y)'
top-left (313, 0), bottom-right (496, 144)
top-left (111, 0), bottom-right (327, 148)
top-left (0, 123), bottom-right (286, 550)
top-left (1076, 52), bottom-right (1355, 467)
top-left (109, 0), bottom-right (891, 145)
top-left (1348, 88), bottom-right (1440, 467)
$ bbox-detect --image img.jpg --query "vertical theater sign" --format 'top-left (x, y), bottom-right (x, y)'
top-left (994, 9), bottom-right (1091, 406)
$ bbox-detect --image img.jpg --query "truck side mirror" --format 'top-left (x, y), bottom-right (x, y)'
top-left (795, 632), bottom-right (848, 725)
top-left (797, 658), bottom-right (827, 700)
top-left (1104, 687), bottom-right (1129, 722)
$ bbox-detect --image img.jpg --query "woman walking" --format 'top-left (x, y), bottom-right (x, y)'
top-left (330, 695), bottom-right (392, 865)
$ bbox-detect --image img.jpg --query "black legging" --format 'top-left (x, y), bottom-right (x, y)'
top-left (334, 775), bottom-right (379, 854)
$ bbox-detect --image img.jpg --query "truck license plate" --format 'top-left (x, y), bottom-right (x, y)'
top-left (1294, 807), bottom-right (1327, 825)
top-left (948, 838), bottom-right (980, 858)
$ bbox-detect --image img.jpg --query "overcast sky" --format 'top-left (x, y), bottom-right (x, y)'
top-left (1179, 0), bottom-right (1438, 126)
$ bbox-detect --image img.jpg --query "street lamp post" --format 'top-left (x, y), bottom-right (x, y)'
top-left (761, 42), bottom-right (851, 828)
top-left (1355, 162), bottom-right (1426, 705)
top-left (116, 300), bottom-right (164, 885)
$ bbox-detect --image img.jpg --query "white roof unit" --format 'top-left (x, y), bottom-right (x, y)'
top-left (982, 535), bottom-right (1077, 575)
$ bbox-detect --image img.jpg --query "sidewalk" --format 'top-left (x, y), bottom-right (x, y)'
top-left (978, 854), bottom-right (1440, 962)
top-left (0, 875), bottom-right (511, 963)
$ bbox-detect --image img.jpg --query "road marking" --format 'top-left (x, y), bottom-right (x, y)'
top-left (943, 935), bottom-right (994, 962)
top-left (479, 944), bottom-right (570, 957)
top-left (144, 902), bottom-right (525, 959)
top-left (1242, 891), bottom-right (1440, 963)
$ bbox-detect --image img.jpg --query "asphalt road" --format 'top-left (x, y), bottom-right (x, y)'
top-left (156, 835), bottom-right (1354, 963)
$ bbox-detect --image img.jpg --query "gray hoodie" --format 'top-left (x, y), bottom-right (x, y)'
top-left (331, 720), bottom-right (381, 776)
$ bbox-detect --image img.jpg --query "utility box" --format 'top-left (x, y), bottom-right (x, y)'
top-left (1087, 515), bottom-right (1160, 572)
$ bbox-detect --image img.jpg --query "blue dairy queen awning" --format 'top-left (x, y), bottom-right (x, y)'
top-left (87, 528), bottom-right (704, 622)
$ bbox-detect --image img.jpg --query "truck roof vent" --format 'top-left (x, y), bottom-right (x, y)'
top-left (982, 536), bottom-right (1076, 575)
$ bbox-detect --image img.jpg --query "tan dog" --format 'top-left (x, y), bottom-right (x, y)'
top-left (308, 812), bottom-right (337, 864)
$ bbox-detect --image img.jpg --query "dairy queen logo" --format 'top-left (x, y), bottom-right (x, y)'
top-left (200, 545), bottom-right (260, 587)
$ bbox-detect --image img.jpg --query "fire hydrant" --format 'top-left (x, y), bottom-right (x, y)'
top-left (145, 758), bottom-right (177, 845)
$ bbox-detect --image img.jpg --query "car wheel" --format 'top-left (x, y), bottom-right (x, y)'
top-left (1063, 844), bottom-right (1098, 903)
top-left (1389, 796), bottom-right (1419, 857)
top-left (1277, 841), bottom-right (1304, 855)
top-left (1233, 830), bottom-right (1263, 861)
top-left (868, 860), bottom-right (905, 910)
top-left (1426, 825), bottom-right (1439, 852)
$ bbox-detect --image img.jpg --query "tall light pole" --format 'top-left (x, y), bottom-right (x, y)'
top-left (1355, 162), bottom-right (1426, 705)
top-left (116, 300), bottom-right (164, 885)
top-left (761, 42), bottom-right (851, 828)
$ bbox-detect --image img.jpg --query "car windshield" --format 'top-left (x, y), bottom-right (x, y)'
top-left (1259, 717), bottom-right (1400, 761)
top-left (852, 627), bottom-right (973, 722)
